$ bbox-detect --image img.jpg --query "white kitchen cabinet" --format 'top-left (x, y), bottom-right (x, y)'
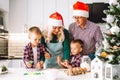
top-left (0, 59), bottom-right (25, 68)
top-left (8, 59), bottom-right (25, 68)
top-left (0, 60), bottom-right (10, 67)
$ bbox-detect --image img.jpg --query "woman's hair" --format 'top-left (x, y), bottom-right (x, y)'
top-left (28, 26), bottom-right (42, 38)
top-left (43, 26), bottom-right (65, 42)
top-left (70, 39), bottom-right (84, 48)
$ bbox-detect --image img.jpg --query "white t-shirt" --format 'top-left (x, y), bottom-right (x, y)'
top-left (32, 47), bottom-right (37, 65)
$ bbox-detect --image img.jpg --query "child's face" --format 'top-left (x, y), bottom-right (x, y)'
top-left (70, 43), bottom-right (82, 56)
top-left (29, 32), bottom-right (41, 47)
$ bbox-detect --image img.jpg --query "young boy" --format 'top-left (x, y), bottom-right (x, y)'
top-left (57, 39), bottom-right (84, 68)
top-left (23, 26), bottom-right (50, 69)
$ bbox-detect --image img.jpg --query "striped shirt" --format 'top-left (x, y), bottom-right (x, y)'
top-left (69, 20), bottom-right (103, 55)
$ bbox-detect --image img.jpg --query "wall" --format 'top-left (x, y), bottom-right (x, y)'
top-left (78, 0), bottom-right (109, 3)
top-left (9, 0), bottom-right (27, 33)
top-left (0, 0), bottom-right (9, 12)
top-left (9, 0), bottom-right (109, 33)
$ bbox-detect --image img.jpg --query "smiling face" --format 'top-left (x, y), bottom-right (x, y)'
top-left (29, 32), bottom-right (41, 47)
top-left (73, 16), bottom-right (87, 27)
top-left (70, 42), bottom-right (83, 56)
top-left (52, 26), bottom-right (62, 35)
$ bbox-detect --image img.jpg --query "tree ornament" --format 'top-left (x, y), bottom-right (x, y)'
top-left (107, 54), bottom-right (114, 61)
top-left (110, 25), bottom-right (120, 34)
top-left (106, 15), bottom-right (115, 23)
top-left (113, 46), bottom-right (119, 49)
top-left (109, 0), bottom-right (118, 5)
top-left (105, 24), bottom-right (111, 30)
top-left (100, 52), bottom-right (109, 58)
top-left (110, 38), bottom-right (116, 43)
top-left (116, 42), bottom-right (120, 46)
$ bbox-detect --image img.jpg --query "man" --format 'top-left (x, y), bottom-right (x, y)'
top-left (69, 1), bottom-right (103, 60)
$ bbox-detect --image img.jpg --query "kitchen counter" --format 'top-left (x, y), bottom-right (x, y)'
top-left (0, 68), bottom-right (91, 80)
top-left (0, 56), bottom-right (22, 60)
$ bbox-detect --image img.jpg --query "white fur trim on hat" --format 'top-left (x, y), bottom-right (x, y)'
top-left (73, 10), bottom-right (89, 17)
top-left (48, 18), bottom-right (63, 26)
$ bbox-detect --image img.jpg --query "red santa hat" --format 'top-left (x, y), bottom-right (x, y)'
top-left (48, 12), bottom-right (64, 26)
top-left (73, 1), bottom-right (89, 17)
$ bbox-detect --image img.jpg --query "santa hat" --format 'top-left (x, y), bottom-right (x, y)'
top-left (48, 12), bottom-right (64, 26)
top-left (73, 1), bottom-right (89, 17)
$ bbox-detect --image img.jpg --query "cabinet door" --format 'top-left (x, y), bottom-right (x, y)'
top-left (0, 60), bottom-right (10, 67)
top-left (8, 59), bottom-right (25, 68)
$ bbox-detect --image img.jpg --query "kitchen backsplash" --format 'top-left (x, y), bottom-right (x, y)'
top-left (8, 33), bottom-right (29, 57)
top-left (8, 23), bottom-right (107, 57)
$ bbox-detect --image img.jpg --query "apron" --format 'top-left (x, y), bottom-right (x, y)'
top-left (45, 42), bottom-right (63, 68)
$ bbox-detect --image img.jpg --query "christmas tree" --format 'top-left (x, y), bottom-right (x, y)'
top-left (98, 0), bottom-right (120, 64)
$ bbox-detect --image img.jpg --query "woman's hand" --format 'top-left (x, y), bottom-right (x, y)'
top-left (36, 61), bottom-right (44, 70)
top-left (44, 52), bottom-right (51, 59)
top-left (57, 56), bottom-right (71, 68)
top-left (62, 60), bottom-right (72, 68)
top-left (57, 56), bottom-right (64, 67)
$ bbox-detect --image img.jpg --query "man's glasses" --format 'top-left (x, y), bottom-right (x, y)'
top-left (73, 16), bottom-right (83, 20)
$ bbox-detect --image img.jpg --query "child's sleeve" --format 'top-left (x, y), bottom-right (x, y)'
top-left (23, 46), bottom-right (29, 62)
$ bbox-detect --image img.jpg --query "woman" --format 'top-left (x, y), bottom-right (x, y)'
top-left (41, 12), bottom-right (70, 68)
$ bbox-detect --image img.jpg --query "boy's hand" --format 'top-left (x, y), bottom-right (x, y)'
top-left (35, 61), bottom-right (44, 70)
top-left (26, 61), bottom-right (32, 68)
top-left (44, 52), bottom-right (51, 59)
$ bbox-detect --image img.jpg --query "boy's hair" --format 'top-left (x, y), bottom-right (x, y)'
top-left (70, 39), bottom-right (84, 48)
top-left (29, 26), bottom-right (42, 36)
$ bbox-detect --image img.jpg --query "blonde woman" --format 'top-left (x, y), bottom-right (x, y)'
top-left (41, 12), bottom-right (70, 68)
